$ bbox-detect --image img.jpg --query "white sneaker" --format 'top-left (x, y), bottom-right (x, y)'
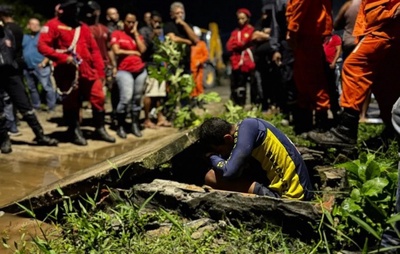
top-left (8, 131), bottom-right (22, 137)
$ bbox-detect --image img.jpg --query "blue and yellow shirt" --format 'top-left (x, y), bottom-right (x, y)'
top-left (209, 118), bottom-right (313, 200)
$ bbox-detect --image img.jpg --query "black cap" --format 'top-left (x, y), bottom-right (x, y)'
top-left (59, 0), bottom-right (83, 9)
top-left (0, 5), bottom-right (13, 16)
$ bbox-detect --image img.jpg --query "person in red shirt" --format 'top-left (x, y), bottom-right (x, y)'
top-left (82, 1), bottom-right (112, 81)
top-left (38, 0), bottom-right (115, 146)
top-left (322, 32), bottom-right (342, 124)
top-left (226, 8), bottom-right (255, 106)
top-left (110, 13), bottom-right (147, 138)
top-left (286, 0), bottom-right (333, 134)
top-left (309, 0), bottom-right (400, 147)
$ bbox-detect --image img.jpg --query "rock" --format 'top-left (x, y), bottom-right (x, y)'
top-left (132, 179), bottom-right (322, 238)
top-left (315, 166), bottom-right (347, 190)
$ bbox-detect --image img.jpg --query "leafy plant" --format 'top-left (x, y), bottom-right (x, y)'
top-left (148, 37), bottom-right (220, 128)
top-left (327, 152), bottom-right (399, 250)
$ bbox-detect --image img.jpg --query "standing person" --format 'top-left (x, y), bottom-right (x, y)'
top-left (163, 2), bottom-right (198, 74)
top-left (322, 31), bottom-right (342, 126)
top-left (0, 22), bottom-right (58, 154)
top-left (23, 18), bottom-right (57, 113)
top-left (38, 0), bottom-right (115, 146)
top-left (334, 0), bottom-right (362, 61)
top-left (308, 0), bottom-right (400, 147)
top-left (143, 12), bottom-right (151, 28)
top-left (82, 1), bottom-right (114, 89)
top-left (199, 117), bottom-right (313, 200)
top-left (105, 7), bottom-right (121, 128)
top-left (110, 13), bottom-right (147, 138)
top-left (252, 6), bottom-right (273, 111)
top-left (286, 0), bottom-right (333, 134)
top-left (190, 26), bottom-right (208, 104)
top-left (226, 8), bottom-right (256, 106)
top-left (140, 11), bottom-right (171, 129)
top-left (334, 0), bottom-right (371, 123)
top-left (0, 5), bottom-right (23, 137)
top-left (105, 7), bottom-right (121, 33)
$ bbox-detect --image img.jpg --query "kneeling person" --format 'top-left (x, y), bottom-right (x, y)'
top-left (199, 117), bottom-right (313, 200)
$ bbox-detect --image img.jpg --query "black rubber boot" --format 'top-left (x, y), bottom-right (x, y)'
top-left (131, 111), bottom-right (142, 137)
top-left (24, 111), bottom-right (58, 146)
top-left (93, 110), bottom-right (116, 143)
top-left (116, 113), bottom-right (127, 139)
top-left (0, 115), bottom-right (12, 154)
top-left (65, 111), bottom-right (87, 146)
top-left (293, 107), bottom-right (313, 135)
top-left (314, 110), bottom-right (329, 133)
top-left (308, 108), bottom-right (359, 147)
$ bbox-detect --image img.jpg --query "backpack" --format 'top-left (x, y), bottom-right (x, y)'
top-left (0, 27), bottom-right (16, 67)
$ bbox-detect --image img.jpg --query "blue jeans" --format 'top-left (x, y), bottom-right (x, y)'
top-left (1, 91), bottom-right (18, 132)
top-left (24, 66), bottom-right (57, 111)
top-left (115, 69), bottom-right (147, 113)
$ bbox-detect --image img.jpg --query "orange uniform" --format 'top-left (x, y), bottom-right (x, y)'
top-left (341, 0), bottom-right (400, 125)
top-left (190, 40), bottom-right (208, 97)
top-left (286, 0), bottom-right (333, 111)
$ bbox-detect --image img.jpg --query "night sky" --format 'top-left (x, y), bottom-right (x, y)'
top-left (20, 0), bottom-right (346, 39)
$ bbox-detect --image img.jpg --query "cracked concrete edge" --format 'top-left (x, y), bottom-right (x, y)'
top-left (0, 128), bottom-right (200, 214)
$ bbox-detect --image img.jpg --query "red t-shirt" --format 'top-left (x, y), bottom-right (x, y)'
top-left (110, 30), bottom-right (145, 73)
top-left (90, 24), bottom-right (111, 66)
top-left (323, 34), bottom-right (342, 64)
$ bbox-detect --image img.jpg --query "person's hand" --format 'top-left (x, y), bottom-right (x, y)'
top-left (329, 62), bottom-right (336, 69)
top-left (112, 66), bottom-right (117, 77)
top-left (38, 61), bottom-right (46, 68)
top-left (272, 51), bottom-right (282, 66)
top-left (286, 31), bottom-right (298, 50)
top-left (175, 17), bottom-right (185, 25)
top-left (130, 21), bottom-right (138, 34)
top-left (66, 55), bottom-right (74, 64)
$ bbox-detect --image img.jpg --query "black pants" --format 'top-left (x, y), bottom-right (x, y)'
top-left (0, 66), bottom-right (33, 116)
top-left (230, 70), bottom-right (255, 106)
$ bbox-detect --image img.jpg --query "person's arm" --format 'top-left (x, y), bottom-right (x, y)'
top-left (330, 43), bottom-right (342, 69)
top-left (166, 32), bottom-right (193, 45)
top-left (86, 26), bottom-right (105, 78)
top-left (175, 18), bottom-right (199, 44)
top-left (131, 22), bottom-right (147, 54)
top-left (209, 119), bottom-right (260, 179)
top-left (38, 22), bottom-right (70, 64)
top-left (334, 1), bottom-right (351, 30)
top-left (110, 32), bottom-right (141, 56)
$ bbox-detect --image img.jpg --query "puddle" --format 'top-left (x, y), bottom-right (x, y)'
top-left (0, 141), bottom-right (150, 207)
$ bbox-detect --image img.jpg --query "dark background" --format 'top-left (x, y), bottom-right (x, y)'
top-left (18, 0), bottom-right (347, 38)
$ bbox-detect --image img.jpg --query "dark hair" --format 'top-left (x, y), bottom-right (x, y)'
top-left (151, 11), bottom-right (162, 19)
top-left (199, 117), bottom-right (232, 146)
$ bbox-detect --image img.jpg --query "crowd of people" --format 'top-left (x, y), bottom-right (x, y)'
top-left (0, 0), bottom-right (214, 153)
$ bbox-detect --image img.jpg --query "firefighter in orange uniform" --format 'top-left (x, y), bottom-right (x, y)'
top-left (309, 0), bottom-right (400, 147)
top-left (38, 0), bottom-right (115, 146)
top-left (286, 0), bottom-right (333, 134)
top-left (190, 26), bottom-right (208, 99)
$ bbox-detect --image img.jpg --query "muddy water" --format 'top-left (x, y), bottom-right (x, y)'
top-left (0, 141), bottom-right (149, 207)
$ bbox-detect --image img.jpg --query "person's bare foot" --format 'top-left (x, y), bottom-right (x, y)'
top-left (144, 119), bottom-right (158, 129)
